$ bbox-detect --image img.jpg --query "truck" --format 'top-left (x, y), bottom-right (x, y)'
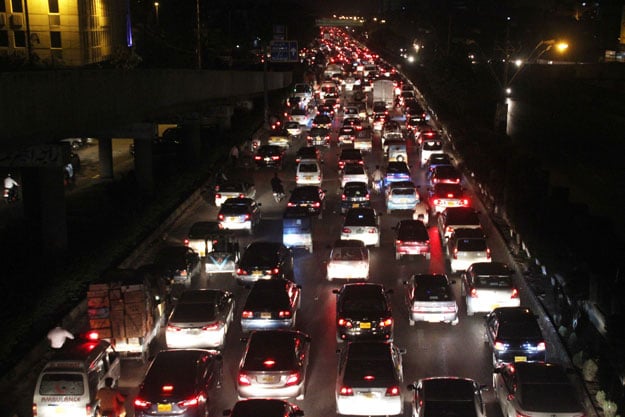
top-left (373, 79), bottom-right (395, 109)
top-left (86, 268), bottom-right (169, 362)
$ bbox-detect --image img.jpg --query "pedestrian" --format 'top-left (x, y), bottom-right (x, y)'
top-left (64, 162), bottom-right (75, 185)
top-left (96, 377), bottom-right (126, 417)
top-left (229, 145), bottom-right (239, 167)
top-left (47, 326), bottom-right (74, 349)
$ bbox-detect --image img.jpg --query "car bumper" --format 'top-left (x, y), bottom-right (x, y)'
top-left (327, 266), bottom-right (369, 280)
top-left (341, 201), bottom-right (371, 212)
top-left (493, 350), bottom-right (546, 365)
top-left (396, 245), bottom-right (430, 256)
top-left (387, 200), bottom-right (418, 210)
top-left (410, 311), bottom-right (458, 323)
top-left (283, 234), bottom-right (313, 249)
top-left (296, 178), bottom-right (322, 186)
top-left (336, 394), bottom-right (403, 416)
top-left (340, 233), bottom-right (379, 247)
top-left (237, 383), bottom-right (303, 400)
top-left (205, 261), bottom-right (236, 274)
top-left (220, 220), bottom-right (251, 231)
top-left (450, 257), bottom-right (490, 272)
top-left (241, 318), bottom-right (294, 333)
top-left (165, 328), bottom-right (225, 349)
top-left (466, 298), bottom-right (521, 314)
top-left (337, 327), bottom-right (392, 342)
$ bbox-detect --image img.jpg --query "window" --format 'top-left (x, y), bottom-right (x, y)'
top-left (0, 0), bottom-right (6, 12)
top-left (14, 30), bottom-right (25, 47)
top-left (48, 0), bottom-right (58, 12)
top-left (50, 31), bottom-right (61, 48)
top-left (11, 0), bottom-right (22, 12)
top-left (0, 31), bottom-right (8, 47)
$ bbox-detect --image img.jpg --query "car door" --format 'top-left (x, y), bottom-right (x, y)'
top-left (496, 366), bottom-right (517, 417)
top-left (485, 313), bottom-right (498, 348)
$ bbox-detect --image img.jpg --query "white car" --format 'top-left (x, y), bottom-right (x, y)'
top-left (447, 228), bottom-right (491, 273)
top-left (214, 181), bottom-right (257, 207)
top-left (340, 163), bottom-right (368, 188)
top-left (341, 208), bottom-right (380, 247)
top-left (326, 240), bottom-right (369, 281)
top-left (462, 262), bottom-right (520, 316)
top-left (419, 132), bottom-right (444, 166)
top-left (285, 121), bottom-right (302, 137)
top-left (296, 160), bottom-right (323, 186)
top-left (343, 106), bottom-right (360, 119)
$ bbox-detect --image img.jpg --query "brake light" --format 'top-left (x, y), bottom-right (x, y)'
top-left (85, 331), bottom-right (99, 340)
top-left (537, 341), bottom-right (546, 351)
top-left (236, 268), bottom-right (248, 275)
top-left (511, 288), bottom-right (519, 298)
top-left (218, 213), bottom-right (224, 220)
top-left (385, 386), bottom-right (401, 396)
top-left (365, 193), bottom-right (370, 200)
top-left (239, 193), bottom-right (245, 198)
top-left (368, 227), bottom-right (376, 233)
top-left (272, 267), bottom-right (280, 275)
top-left (271, 155), bottom-right (281, 160)
top-left (453, 248), bottom-right (458, 259)
top-left (312, 202), bottom-right (321, 208)
top-left (215, 193), bottom-right (221, 199)
top-left (285, 372), bottom-right (301, 386)
top-left (338, 318), bottom-right (352, 327)
top-left (287, 202), bottom-right (295, 207)
top-left (396, 240), bottom-right (402, 246)
top-left (339, 386), bottom-right (353, 396)
top-left (167, 325), bottom-right (181, 332)
top-left (32, 404), bottom-right (37, 417)
top-left (433, 199), bottom-right (440, 205)
top-left (179, 395), bottom-right (200, 408)
top-left (358, 160), bottom-right (364, 165)
top-left (342, 227), bottom-right (351, 234)
top-left (244, 214), bottom-right (251, 221)
top-left (242, 310), bottom-right (253, 318)
top-left (380, 318), bottom-right (393, 327)
top-left (341, 194), bottom-right (347, 200)
top-left (462, 198), bottom-right (470, 206)
top-left (183, 238), bottom-right (190, 246)
top-left (470, 288), bottom-right (478, 298)
top-left (279, 310), bottom-right (291, 318)
top-left (494, 341), bottom-right (506, 351)
top-left (486, 248), bottom-right (491, 259)
top-left (238, 373), bottom-right (252, 386)
top-left (202, 323), bottom-right (220, 331)
top-left (254, 155), bottom-right (262, 160)
top-left (134, 398), bottom-right (151, 409)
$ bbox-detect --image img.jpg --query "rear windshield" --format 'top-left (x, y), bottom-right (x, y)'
top-left (220, 204), bottom-right (249, 215)
top-left (332, 247), bottom-right (366, 261)
top-left (39, 373), bottom-right (84, 395)
top-left (243, 335), bottom-right (296, 370)
top-left (392, 188), bottom-right (415, 196)
top-left (386, 163), bottom-right (409, 173)
top-left (414, 280), bottom-right (453, 301)
top-left (344, 357), bottom-right (395, 385)
top-left (245, 289), bottom-right (290, 310)
top-left (476, 276), bottom-right (513, 288)
top-left (344, 185), bottom-right (367, 196)
top-left (341, 150), bottom-right (362, 160)
top-left (344, 165), bottom-right (365, 175)
top-left (423, 141), bottom-right (443, 151)
top-left (519, 383), bottom-right (582, 412)
top-left (345, 211), bottom-right (376, 225)
top-left (299, 163), bottom-right (318, 173)
top-left (498, 320), bottom-right (542, 339)
top-left (457, 239), bottom-right (487, 251)
top-left (170, 303), bottom-right (216, 322)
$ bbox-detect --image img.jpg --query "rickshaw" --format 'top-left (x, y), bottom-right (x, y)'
top-left (204, 230), bottom-right (240, 276)
top-left (282, 206), bottom-right (313, 253)
top-left (387, 142), bottom-right (408, 163)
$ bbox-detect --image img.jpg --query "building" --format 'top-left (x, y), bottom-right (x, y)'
top-left (0, 0), bottom-right (128, 66)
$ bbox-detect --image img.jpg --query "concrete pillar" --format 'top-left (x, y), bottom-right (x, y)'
top-left (98, 137), bottom-right (114, 180)
top-left (181, 117), bottom-right (201, 166)
top-left (21, 166), bottom-right (67, 258)
top-left (216, 105), bottom-right (234, 131)
top-left (133, 138), bottom-right (154, 192)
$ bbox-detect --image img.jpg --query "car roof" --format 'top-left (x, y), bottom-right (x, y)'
top-left (143, 350), bottom-right (216, 396)
top-left (442, 207), bottom-right (479, 222)
top-left (231, 399), bottom-right (294, 417)
top-left (420, 377), bottom-right (478, 400)
top-left (510, 362), bottom-right (570, 383)
top-left (411, 273), bottom-right (450, 286)
top-left (389, 181), bottom-right (415, 189)
top-left (468, 262), bottom-right (513, 276)
top-left (222, 197), bottom-right (255, 206)
top-left (452, 228), bottom-right (485, 238)
top-left (177, 289), bottom-right (228, 304)
top-left (155, 245), bottom-right (193, 259)
top-left (243, 330), bottom-right (308, 371)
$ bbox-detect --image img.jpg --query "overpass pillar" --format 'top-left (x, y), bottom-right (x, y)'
top-left (98, 137), bottom-right (114, 180)
top-left (216, 105), bottom-right (234, 130)
top-left (182, 117), bottom-right (201, 166)
top-left (134, 139), bottom-right (154, 192)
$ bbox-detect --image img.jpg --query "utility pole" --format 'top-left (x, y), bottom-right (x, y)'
top-left (195, 0), bottom-right (201, 69)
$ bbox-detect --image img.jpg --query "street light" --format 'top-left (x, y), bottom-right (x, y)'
top-left (506, 39), bottom-right (569, 87)
top-left (153, 2), bottom-right (159, 26)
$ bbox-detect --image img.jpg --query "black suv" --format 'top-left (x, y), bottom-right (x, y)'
top-left (333, 283), bottom-right (393, 342)
top-left (253, 145), bottom-right (284, 169)
top-left (485, 307), bottom-right (546, 366)
top-left (287, 186), bottom-right (326, 219)
top-left (340, 182), bottom-right (370, 214)
top-left (393, 219), bottom-right (431, 261)
top-left (134, 350), bottom-right (222, 417)
top-left (235, 241), bottom-right (294, 284)
top-left (408, 377), bottom-right (486, 417)
top-left (153, 246), bottom-right (202, 287)
top-left (338, 148), bottom-right (364, 171)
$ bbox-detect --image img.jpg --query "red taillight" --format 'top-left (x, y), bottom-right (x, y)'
top-left (312, 202), bottom-right (321, 208)
top-left (32, 404), bottom-right (37, 417)
top-left (202, 323), bottom-right (220, 331)
top-left (239, 193), bottom-right (245, 198)
top-left (365, 193), bottom-right (370, 200)
top-left (287, 202), bottom-right (295, 207)
top-left (462, 198), bottom-right (470, 206)
top-left (486, 248), bottom-right (491, 259)
top-left (494, 341), bottom-right (506, 351)
top-left (285, 372), bottom-right (301, 386)
top-left (242, 311), bottom-right (253, 318)
top-left (396, 240), bottom-right (403, 246)
top-left (341, 194), bottom-right (347, 200)
top-left (215, 193), bottom-right (221, 199)
top-left (236, 268), bottom-right (248, 275)
top-left (272, 267), bottom-right (280, 275)
top-left (86, 405), bottom-right (92, 417)
top-left (358, 160), bottom-right (364, 165)
top-left (318, 175), bottom-right (321, 181)
top-left (167, 325), bottom-right (181, 332)
top-left (511, 288), bottom-right (519, 298)
top-left (537, 341), bottom-right (546, 351)
top-left (254, 155), bottom-right (262, 160)
top-left (218, 213), bottom-right (225, 220)
top-left (162, 385), bottom-right (174, 392)
top-left (179, 395), bottom-right (200, 408)
top-left (244, 214), bottom-right (251, 221)
top-left (453, 248), bottom-right (458, 259)
top-left (134, 398), bottom-right (151, 409)
top-left (380, 317), bottom-right (393, 327)
top-left (470, 288), bottom-right (478, 298)
top-left (271, 155), bottom-right (281, 160)
top-left (183, 238), bottom-right (189, 246)
top-left (342, 227), bottom-right (351, 234)
top-left (279, 310), bottom-right (291, 318)
top-left (85, 331), bottom-right (99, 341)
top-left (385, 386), bottom-right (400, 396)
top-left (338, 318), bottom-right (352, 327)
top-left (339, 386), bottom-right (353, 396)
top-left (238, 373), bottom-right (252, 385)
top-left (368, 227), bottom-right (377, 234)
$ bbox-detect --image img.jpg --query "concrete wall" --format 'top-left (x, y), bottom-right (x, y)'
top-left (0, 69), bottom-right (292, 146)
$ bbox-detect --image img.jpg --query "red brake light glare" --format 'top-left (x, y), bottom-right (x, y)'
top-left (386, 386), bottom-right (400, 396)
top-left (364, 375), bottom-right (375, 381)
top-left (162, 385), bottom-right (174, 392)
top-left (218, 213), bottom-right (224, 220)
top-left (279, 310), bottom-right (291, 318)
top-left (242, 311), bottom-right (253, 318)
top-left (285, 372), bottom-right (300, 386)
top-left (511, 288), bottom-right (519, 298)
top-left (179, 396), bottom-right (199, 407)
top-left (134, 398), bottom-right (150, 409)
top-left (263, 359), bottom-right (276, 367)
top-left (470, 288), bottom-right (478, 298)
top-left (238, 373), bottom-right (252, 386)
top-left (339, 386), bottom-right (353, 396)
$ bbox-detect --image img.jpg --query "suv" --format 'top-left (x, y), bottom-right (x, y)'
top-left (340, 182), bottom-right (371, 214)
top-left (408, 377), bottom-right (486, 417)
top-left (386, 181), bottom-right (419, 213)
top-left (153, 246), bottom-right (202, 286)
top-left (287, 186), bottom-right (326, 219)
top-left (338, 148), bottom-right (364, 170)
top-left (235, 241), bottom-right (294, 284)
top-left (240, 279), bottom-right (302, 332)
top-left (218, 198), bottom-right (262, 234)
top-left (307, 127), bottom-right (331, 147)
top-left (438, 207), bottom-right (481, 241)
top-left (253, 145), bottom-right (284, 169)
top-left (393, 219), bottom-right (430, 260)
top-left (485, 307), bottom-right (546, 365)
top-left (447, 228), bottom-right (490, 273)
top-left (134, 350), bottom-right (222, 417)
top-left (334, 283), bottom-right (394, 342)
top-left (462, 262), bottom-right (520, 316)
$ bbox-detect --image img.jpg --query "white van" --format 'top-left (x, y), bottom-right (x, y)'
top-left (296, 160), bottom-right (322, 185)
top-left (33, 337), bottom-right (121, 417)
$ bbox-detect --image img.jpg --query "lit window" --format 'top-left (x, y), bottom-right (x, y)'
top-left (50, 31), bottom-right (61, 48)
top-left (14, 30), bottom-right (26, 47)
top-left (0, 0), bottom-right (6, 12)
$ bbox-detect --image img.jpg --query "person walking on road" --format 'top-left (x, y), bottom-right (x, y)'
top-left (96, 377), bottom-right (126, 417)
top-left (47, 326), bottom-right (74, 349)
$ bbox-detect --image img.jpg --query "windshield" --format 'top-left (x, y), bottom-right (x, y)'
top-left (344, 165), bottom-right (365, 175)
top-left (457, 239), bottom-right (487, 251)
top-left (299, 163), bottom-right (318, 173)
top-left (39, 373), bottom-right (84, 395)
top-left (332, 247), bottom-right (365, 261)
top-left (423, 141), bottom-right (443, 151)
top-left (392, 188), bottom-right (415, 196)
top-left (476, 276), bottom-right (513, 288)
top-left (345, 211), bottom-right (376, 225)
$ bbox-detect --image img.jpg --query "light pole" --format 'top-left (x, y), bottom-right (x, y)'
top-left (506, 39), bottom-right (569, 93)
top-left (153, 2), bottom-right (159, 26)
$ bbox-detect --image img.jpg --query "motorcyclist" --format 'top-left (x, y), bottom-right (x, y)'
top-left (371, 165), bottom-right (383, 191)
top-left (4, 173), bottom-right (19, 201)
top-left (96, 377), bottom-right (126, 417)
top-left (270, 172), bottom-right (284, 195)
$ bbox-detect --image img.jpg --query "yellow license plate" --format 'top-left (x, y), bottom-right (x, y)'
top-left (352, 203), bottom-right (360, 208)
top-left (260, 312), bottom-right (272, 319)
top-left (158, 404), bottom-right (172, 412)
top-left (363, 392), bottom-right (376, 398)
top-left (514, 356), bottom-right (527, 362)
top-left (54, 407), bottom-right (65, 414)
top-left (252, 270), bottom-right (262, 276)
top-left (359, 322), bottom-right (371, 329)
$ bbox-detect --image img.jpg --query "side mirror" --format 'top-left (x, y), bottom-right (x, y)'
top-left (407, 383), bottom-right (417, 391)
top-left (332, 289), bottom-right (340, 294)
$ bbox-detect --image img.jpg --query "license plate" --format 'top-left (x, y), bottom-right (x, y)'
top-left (260, 312), bottom-right (272, 319)
top-left (264, 157), bottom-right (271, 161)
top-left (514, 356), bottom-right (527, 362)
top-left (359, 322), bottom-right (371, 329)
top-left (305, 176), bottom-right (312, 180)
top-left (362, 392), bottom-right (376, 399)
top-left (54, 407), bottom-right (65, 414)
top-left (228, 217), bottom-right (238, 222)
top-left (356, 228), bottom-right (364, 233)
top-left (186, 329), bottom-right (200, 335)
top-left (259, 375), bottom-right (279, 383)
top-left (158, 404), bottom-right (172, 412)
top-left (352, 203), bottom-right (360, 208)
top-left (252, 270), bottom-right (262, 276)
top-left (400, 198), bottom-right (408, 203)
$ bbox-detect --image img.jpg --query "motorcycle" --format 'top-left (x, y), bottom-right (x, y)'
top-left (273, 190), bottom-right (286, 203)
top-left (3, 186), bottom-right (18, 203)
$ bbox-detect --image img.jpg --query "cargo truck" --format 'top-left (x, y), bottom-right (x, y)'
top-left (372, 79), bottom-right (395, 109)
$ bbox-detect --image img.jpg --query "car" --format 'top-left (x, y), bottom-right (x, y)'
top-left (485, 307), bottom-right (547, 366)
top-left (287, 186), bottom-right (326, 218)
top-left (292, 83), bottom-right (313, 104)
top-left (383, 161), bottom-right (411, 187)
top-left (405, 115), bottom-right (425, 134)
top-left (372, 114), bottom-right (386, 131)
top-left (492, 362), bottom-right (585, 417)
top-left (429, 183), bottom-right (470, 214)
top-left (403, 274), bottom-right (459, 325)
top-left (340, 163), bottom-right (368, 188)
top-left (419, 131), bottom-right (443, 166)
top-left (428, 165), bottom-right (462, 186)
top-left (307, 127), bottom-right (331, 147)
top-left (447, 228), bottom-right (491, 272)
top-left (372, 101), bottom-right (388, 116)
top-left (386, 142), bottom-right (408, 163)
top-left (335, 341), bottom-right (404, 416)
top-left (224, 399), bottom-right (304, 417)
top-left (214, 181), bottom-right (257, 207)
top-left (343, 106), bottom-right (360, 119)
top-left (399, 90), bottom-right (416, 106)
top-left (386, 181), bottom-right (419, 213)
top-left (154, 245), bottom-right (202, 286)
top-left (393, 219), bottom-right (431, 260)
top-left (285, 121), bottom-right (302, 137)
top-left (240, 278), bottom-right (302, 332)
top-left (334, 283), bottom-right (393, 342)
top-left (296, 160), bottom-right (322, 186)
top-left (218, 198), bottom-right (262, 234)
top-left (343, 117), bottom-right (363, 131)
top-left (235, 241), bottom-right (294, 284)
top-left (338, 126), bottom-right (356, 145)
top-left (327, 240), bottom-right (370, 281)
top-left (338, 148), bottom-right (364, 170)
top-left (184, 221), bottom-right (223, 257)
top-left (268, 129), bottom-right (291, 149)
top-left (426, 153), bottom-right (454, 170)
top-left (341, 208), bottom-right (380, 247)
top-left (295, 146), bottom-right (321, 164)
top-left (340, 181), bottom-right (371, 214)
top-left (312, 114), bottom-right (333, 129)
top-left (237, 330), bottom-right (311, 400)
top-left (382, 120), bottom-right (401, 137)
top-left (353, 127), bottom-right (373, 152)
top-left (134, 349), bottom-right (222, 417)
top-left (165, 289), bottom-right (235, 349)
top-left (438, 207), bottom-right (481, 241)
top-left (253, 145), bottom-right (284, 169)
top-left (462, 262), bottom-right (520, 316)
top-left (288, 107), bottom-right (311, 126)
top-left (317, 104), bottom-right (335, 117)
top-left (407, 377), bottom-right (486, 417)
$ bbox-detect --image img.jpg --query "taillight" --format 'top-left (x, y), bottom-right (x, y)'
top-left (470, 288), bottom-right (478, 298)
top-left (486, 248), bottom-right (491, 259)
top-left (134, 398), bottom-right (151, 409)
top-left (287, 202), bottom-right (295, 207)
top-left (433, 199), bottom-right (440, 205)
top-left (537, 341), bottom-right (546, 351)
top-left (179, 395), bottom-right (200, 408)
top-left (453, 248), bottom-right (458, 259)
top-left (341, 194), bottom-right (347, 200)
top-left (295, 175), bottom-right (299, 181)
top-left (368, 227), bottom-right (376, 234)
top-left (342, 227), bottom-right (351, 234)
top-left (337, 318), bottom-right (352, 327)
top-left (462, 198), bottom-right (470, 206)
top-left (279, 310), bottom-right (291, 318)
top-left (312, 202), bottom-right (321, 208)
top-left (511, 288), bottom-right (519, 298)
top-left (272, 267), bottom-right (280, 275)
top-left (317, 175), bottom-right (321, 181)
top-left (167, 325), bottom-right (181, 332)
top-left (446, 226), bottom-right (453, 234)
top-left (236, 268), bottom-right (248, 275)
top-left (215, 193), bottom-right (221, 199)
top-left (218, 213), bottom-right (225, 220)
top-left (380, 317), bottom-right (393, 327)
top-left (339, 386), bottom-right (353, 396)
top-left (202, 323), bottom-right (220, 331)
top-left (271, 155), bottom-right (280, 160)
top-left (238, 373), bottom-right (252, 386)
top-left (32, 404), bottom-right (37, 417)
top-left (244, 214), bottom-right (251, 221)
top-left (365, 193), bottom-right (370, 200)
top-left (385, 386), bottom-right (400, 396)
top-left (494, 341), bottom-right (506, 351)
top-left (285, 372), bottom-right (300, 386)
top-left (358, 160), bottom-right (364, 165)
top-left (239, 193), bottom-right (245, 198)
top-left (254, 155), bottom-right (262, 160)
top-left (241, 311), bottom-right (253, 318)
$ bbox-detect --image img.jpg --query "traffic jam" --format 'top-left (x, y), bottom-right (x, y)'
top-left (32, 27), bottom-right (589, 417)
